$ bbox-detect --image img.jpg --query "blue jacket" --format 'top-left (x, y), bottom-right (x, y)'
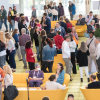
top-left (44, 17), bottom-right (51, 31)
top-left (56, 70), bottom-right (65, 84)
top-left (13, 34), bottom-right (19, 42)
top-left (68, 3), bottom-right (76, 15)
top-left (42, 44), bottom-right (56, 61)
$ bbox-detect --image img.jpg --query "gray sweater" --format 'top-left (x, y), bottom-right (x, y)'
top-left (32, 10), bottom-right (36, 18)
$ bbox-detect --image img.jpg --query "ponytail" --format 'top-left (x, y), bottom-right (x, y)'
top-left (46, 38), bottom-right (53, 48)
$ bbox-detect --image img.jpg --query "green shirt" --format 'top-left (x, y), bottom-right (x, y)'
top-left (0, 9), bottom-right (7, 19)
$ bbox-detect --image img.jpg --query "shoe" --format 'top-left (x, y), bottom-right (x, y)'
top-left (70, 76), bottom-right (73, 81)
top-left (5, 30), bottom-right (8, 32)
top-left (88, 78), bottom-right (90, 82)
top-left (19, 59), bottom-right (23, 61)
top-left (81, 78), bottom-right (83, 82)
top-left (24, 66), bottom-right (27, 69)
top-left (12, 69), bottom-right (16, 72)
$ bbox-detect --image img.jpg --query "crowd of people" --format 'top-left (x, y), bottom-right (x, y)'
top-left (0, 0), bottom-right (100, 100)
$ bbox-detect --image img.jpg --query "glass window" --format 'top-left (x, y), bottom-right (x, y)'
top-left (49, 0), bottom-right (59, 7)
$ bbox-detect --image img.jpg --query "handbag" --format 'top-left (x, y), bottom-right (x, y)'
top-left (15, 42), bottom-right (19, 50)
top-left (51, 9), bottom-right (58, 15)
top-left (3, 85), bottom-right (19, 100)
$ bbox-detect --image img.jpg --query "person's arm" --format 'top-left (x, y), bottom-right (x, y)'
top-left (62, 28), bottom-right (66, 38)
top-left (9, 39), bottom-right (14, 52)
top-left (96, 46), bottom-right (100, 59)
top-left (57, 83), bottom-right (66, 90)
top-left (69, 41), bottom-right (76, 49)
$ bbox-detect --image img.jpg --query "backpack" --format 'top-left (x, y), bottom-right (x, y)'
top-left (87, 25), bottom-right (93, 33)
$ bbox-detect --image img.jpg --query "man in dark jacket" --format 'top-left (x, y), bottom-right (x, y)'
top-left (0, 6), bottom-right (8, 32)
top-left (43, 13), bottom-right (51, 34)
top-left (68, 1), bottom-right (76, 20)
top-left (76, 14), bottom-right (86, 25)
top-left (32, 5), bottom-right (36, 18)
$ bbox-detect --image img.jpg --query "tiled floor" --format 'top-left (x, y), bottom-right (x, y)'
top-left (12, 37), bottom-right (87, 100)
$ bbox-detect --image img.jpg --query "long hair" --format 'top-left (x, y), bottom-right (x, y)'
top-left (69, 33), bottom-right (73, 41)
top-left (12, 29), bottom-right (18, 37)
top-left (46, 38), bottom-right (53, 48)
top-left (25, 41), bottom-right (31, 49)
top-left (40, 29), bottom-right (46, 38)
top-left (5, 33), bottom-right (15, 42)
top-left (3, 65), bottom-right (12, 75)
top-left (79, 41), bottom-right (88, 52)
top-left (58, 63), bottom-right (64, 73)
top-left (65, 18), bottom-right (71, 24)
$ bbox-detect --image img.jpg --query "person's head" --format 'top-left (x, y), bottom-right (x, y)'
top-left (5, 33), bottom-right (12, 39)
top-left (57, 63), bottom-right (64, 73)
top-left (56, 22), bottom-right (60, 28)
top-left (89, 11), bottom-right (93, 16)
top-left (42, 97), bottom-right (49, 100)
top-left (79, 41), bottom-right (87, 52)
top-left (13, 6), bottom-right (16, 10)
top-left (95, 37), bottom-right (100, 44)
top-left (64, 35), bottom-right (71, 42)
top-left (94, 14), bottom-right (98, 18)
top-left (56, 30), bottom-right (61, 35)
top-left (31, 16), bottom-right (35, 20)
top-left (3, 65), bottom-right (12, 75)
top-left (65, 18), bottom-right (70, 24)
top-left (40, 29), bottom-right (46, 37)
top-left (67, 28), bottom-right (72, 33)
top-left (25, 41), bottom-right (31, 49)
top-left (89, 32), bottom-right (94, 38)
top-left (90, 74), bottom-right (96, 82)
top-left (21, 28), bottom-right (26, 34)
top-left (45, 38), bottom-right (53, 48)
top-left (20, 13), bottom-right (24, 18)
top-left (49, 74), bottom-right (57, 82)
top-left (59, 3), bottom-right (62, 7)
top-left (35, 19), bottom-right (39, 24)
top-left (21, 19), bottom-right (26, 24)
top-left (35, 26), bottom-right (39, 32)
top-left (72, 26), bottom-right (76, 33)
top-left (9, 7), bottom-right (12, 11)
top-left (69, 1), bottom-right (72, 6)
top-left (50, 28), bottom-right (54, 33)
top-left (53, 2), bottom-right (56, 6)
top-left (69, 33), bottom-right (73, 41)
top-left (12, 29), bottom-right (19, 37)
top-left (35, 63), bottom-right (41, 71)
top-left (1, 5), bottom-right (4, 10)
top-left (68, 94), bottom-right (74, 100)
top-left (50, 1), bottom-right (53, 6)
top-left (79, 14), bottom-right (82, 19)
top-left (95, 23), bottom-right (99, 29)
top-left (32, 5), bottom-right (35, 10)
top-left (51, 38), bottom-right (55, 44)
top-left (44, 5), bottom-right (48, 10)
top-left (63, 15), bottom-right (67, 20)
top-left (0, 40), bottom-right (5, 47)
top-left (90, 20), bottom-right (95, 25)
top-left (43, 13), bottom-right (47, 18)
top-left (59, 16), bottom-right (64, 21)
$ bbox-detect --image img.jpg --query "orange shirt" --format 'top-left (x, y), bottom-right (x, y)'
top-left (0, 68), bottom-right (5, 81)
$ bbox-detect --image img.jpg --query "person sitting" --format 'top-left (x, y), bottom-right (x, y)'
top-left (53, 31), bottom-right (64, 54)
top-left (68, 94), bottom-right (74, 100)
top-left (59, 16), bottom-right (67, 32)
top-left (29, 63), bottom-right (44, 87)
top-left (86, 74), bottom-right (100, 89)
top-left (35, 19), bottom-right (42, 31)
top-left (76, 14), bottom-right (85, 25)
top-left (43, 74), bottom-right (66, 90)
top-left (56, 63), bottom-right (65, 84)
top-left (47, 28), bottom-right (56, 39)
top-left (93, 14), bottom-right (99, 23)
top-left (54, 22), bottom-right (66, 38)
top-left (42, 97), bottom-right (49, 100)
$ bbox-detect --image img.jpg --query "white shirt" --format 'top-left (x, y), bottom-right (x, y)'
top-left (0, 50), bottom-right (6, 57)
top-left (62, 40), bottom-right (70, 58)
top-left (4, 74), bottom-right (13, 88)
top-left (45, 81), bottom-right (66, 90)
top-left (7, 39), bottom-right (15, 50)
top-left (68, 40), bottom-right (76, 53)
top-left (96, 43), bottom-right (100, 60)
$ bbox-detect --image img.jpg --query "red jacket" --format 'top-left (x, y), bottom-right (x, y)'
top-left (66, 23), bottom-right (72, 33)
top-left (25, 48), bottom-right (35, 63)
top-left (36, 24), bottom-right (42, 31)
top-left (53, 35), bottom-right (64, 49)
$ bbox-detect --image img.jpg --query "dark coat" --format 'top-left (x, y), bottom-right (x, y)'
top-left (47, 33), bottom-right (56, 39)
top-left (58, 6), bottom-right (64, 16)
top-left (76, 18), bottom-right (86, 25)
top-left (60, 21), bottom-right (67, 32)
top-left (77, 50), bottom-right (90, 67)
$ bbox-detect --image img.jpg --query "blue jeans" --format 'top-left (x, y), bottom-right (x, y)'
top-left (0, 18), bottom-right (8, 30)
top-left (9, 22), bottom-right (13, 31)
top-left (84, 32), bottom-right (89, 38)
top-left (11, 20), bottom-right (15, 31)
top-left (57, 49), bottom-right (62, 54)
top-left (8, 50), bottom-right (16, 69)
top-left (53, 15), bottom-right (58, 21)
top-left (36, 46), bottom-right (40, 62)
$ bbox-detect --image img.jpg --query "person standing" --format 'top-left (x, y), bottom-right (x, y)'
top-left (43, 13), bottom-right (51, 34)
top-left (5, 33), bottom-right (16, 72)
top-left (0, 6), bottom-right (8, 32)
top-left (68, 1), bottom-right (76, 20)
top-left (86, 32), bottom-right (98, 74)
top-left (58, 3), bottom-right (64, 20)
top-left (77, 42), bottom-right (90, 82)
top-left (62, 35), bottom-right (73, 81)
top-left (32, 5), bottom-right (36, 18)
top-left (19, 28), bottom-right (31, 69)
top-left (35, 19), bottom-right (42, 31)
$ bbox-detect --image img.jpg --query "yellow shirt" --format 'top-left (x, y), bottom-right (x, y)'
top-left (11, 10), bottom-right (14, 16)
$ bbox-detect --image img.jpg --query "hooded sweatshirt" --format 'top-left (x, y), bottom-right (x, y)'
top-left (53, 35), bottom-right (64, 49)
top-left (25, 48), bottom-right (35, 63)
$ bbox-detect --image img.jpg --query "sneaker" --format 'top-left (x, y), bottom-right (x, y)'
top-left (81, 78), bottom-right (83, 82)
top-left (19, 59), bottom-right (23, 61)
top-left (24, 66), bottom-right (27, 69)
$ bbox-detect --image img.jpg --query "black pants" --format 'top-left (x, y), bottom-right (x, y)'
top-left (28, 62), bottom-right (35, 71)
top-left (71, 52), bottom-right (77, 74)
top-left (6, 49), bottom-right (10, 65)
top-left (46, 30), bottom-right (50, 35)
top-left (58, 15), bottom-right (61, 21)
top-left (70, 13), bottom-right (73, 20)
top-left (42, 61), bottom-right (53, 73)
top-left (30, 29), bottom-right (34, 43)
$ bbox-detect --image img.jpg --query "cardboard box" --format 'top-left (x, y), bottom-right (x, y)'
top-left (0, 31), bottom-right (5, 42)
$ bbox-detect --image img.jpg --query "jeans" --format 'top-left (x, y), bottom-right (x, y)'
top-left (53, 15), bottom-right (58, 21)
top-left (84, 32), bottom-right (89, 38)
top-left (70, 13), bottom-right (74, 20)
top-left (0, 55), bottom-right (6, 68)
top-left (0, 18), bottom-right (8, 30)
top-left (29, 80), bottom-right (41, 87)
top-left (8, 50), bottom-right (16, 69)
top-left (11, 20), bottom-right (15, 31)
top-left (9, 22), bottom-right (13, 31)
top-left (36, 46), bottom-right (40, 62)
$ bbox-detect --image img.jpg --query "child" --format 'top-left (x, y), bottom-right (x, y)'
top-left (35, 19), bottom-right (42, 31)
top-left (77, 41), bottom-right (90, 82)
top-left (25, 41), bottom-right (37, 71)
